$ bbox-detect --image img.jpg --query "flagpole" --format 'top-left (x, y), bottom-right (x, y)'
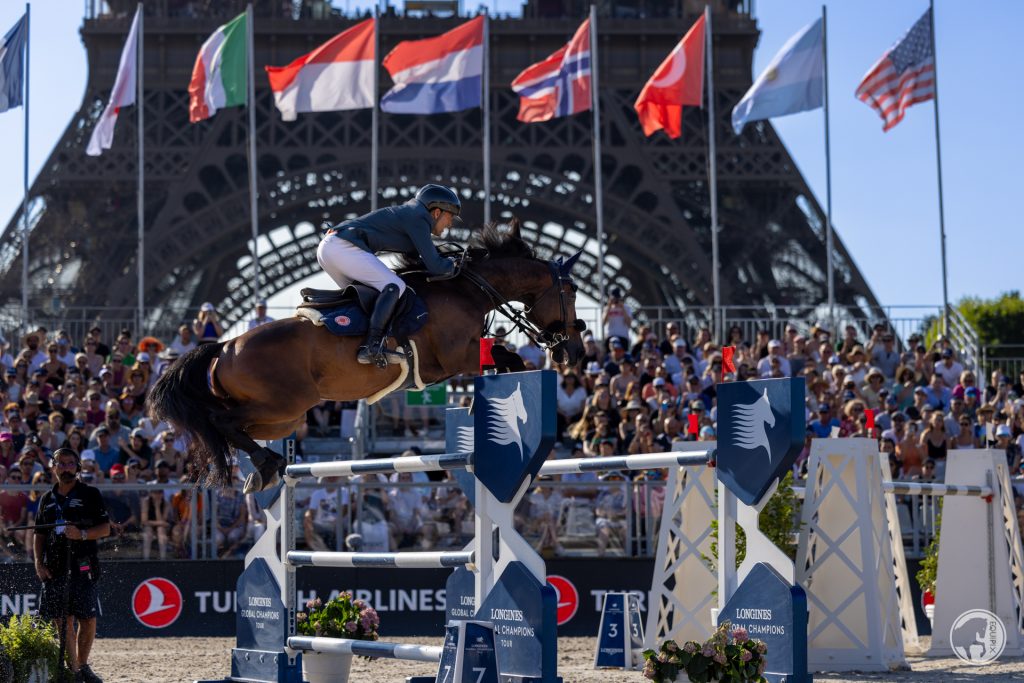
top-left (704, 6), bottom-right (721, 342)
top-left (928, 0), bottom-right (949, 333)
top-left (136, 3), bottom-right (145, 333)
top-left (371, 6), bottom-right (379, 211)
top-left (482, 12), bottom-right (491, 225)
top-left (21, 3), bottom-right (29, 332)
top-left (246, 3), bottom-right (260, 304)
top-left (822, 5), bottom-right (835, 333)
top-left (589, 5), bottom-right (605, 307)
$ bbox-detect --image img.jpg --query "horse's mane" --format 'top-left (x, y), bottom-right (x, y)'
top-left (393, 219), bottom-right (536, 274)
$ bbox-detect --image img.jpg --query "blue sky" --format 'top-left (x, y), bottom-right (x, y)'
top-left (0, 0), bottom-right (1019, 315)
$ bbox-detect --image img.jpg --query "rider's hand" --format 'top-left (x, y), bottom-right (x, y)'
top-left (35, 561), bottom-right (51, 581)
top-left (444, 257), bottom-right (457, 274)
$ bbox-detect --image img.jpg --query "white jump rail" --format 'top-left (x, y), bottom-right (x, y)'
top-left (287, 550), bottom-right (475, 569)
top-left (285, 449), bottom-right (714, 483)
top-left (288, 636), bottom-right (443, 663)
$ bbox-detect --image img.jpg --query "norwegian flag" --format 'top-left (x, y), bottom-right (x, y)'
top-left (511, 18), bottom-right (591, 123)
top-left (855, 9), bottom-right (935, 131)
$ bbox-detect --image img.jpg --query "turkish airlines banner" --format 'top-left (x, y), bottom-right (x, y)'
top-left (0, 558), bottom-right (672, 638)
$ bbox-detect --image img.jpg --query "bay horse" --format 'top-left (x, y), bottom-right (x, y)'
top-left (148, 223), bottom-right (587, 493)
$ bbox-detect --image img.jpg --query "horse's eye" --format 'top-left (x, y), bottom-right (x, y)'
top-left (570, 284), bottom-right (578, 293)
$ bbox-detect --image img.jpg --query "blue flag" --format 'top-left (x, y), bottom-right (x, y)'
top-left (0, 15), bottom-right (27, 114)
top-left (732, 18), bottom-right (823, 135)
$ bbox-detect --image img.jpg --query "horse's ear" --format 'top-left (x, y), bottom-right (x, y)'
top-left (559, 249), bottom-right (583, 275)
top-left (506, 217), bottom-right (521, 239)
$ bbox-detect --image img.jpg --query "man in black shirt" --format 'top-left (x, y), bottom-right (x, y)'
top-left (33, 448), bottom-right (110, 683)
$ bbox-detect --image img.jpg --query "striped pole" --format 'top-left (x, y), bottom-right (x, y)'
top-left (287, 550), bottom-right (474, 569)
top-left (286, 451), bottom-right (472, 480)
top-left (538, 450), bottom-right (712, 476)
top-left (289, 637), bottom-right (442, 663)
top-left (883, 482), bottom-right (992, 498)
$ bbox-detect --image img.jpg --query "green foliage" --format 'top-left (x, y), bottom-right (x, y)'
top-left (915, 508), bottom-right (941, 597)
top-left (710, 472), bottom-right (800, 570)
top-left (295, 592), bottom-right (380, 641)
top-left (0, 614), bottom-right (60, 683)
top-left (958, 292), bottom-right (1024, 347)
top-left (641, 621), bottom-right (768, 683)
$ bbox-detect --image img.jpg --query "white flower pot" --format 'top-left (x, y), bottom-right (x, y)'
top-left (26, 659), bottom-right (49, 683)
top-left (301, 649), bottom-right (353, 683)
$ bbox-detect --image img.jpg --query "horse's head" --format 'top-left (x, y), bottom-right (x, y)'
top-left (530, 251), bottom-right (587, 367)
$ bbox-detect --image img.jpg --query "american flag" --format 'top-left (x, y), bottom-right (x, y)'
top-left (855, 9), bottom-right (935, 131)
top-left (511, 18), bottom-right (591, 123)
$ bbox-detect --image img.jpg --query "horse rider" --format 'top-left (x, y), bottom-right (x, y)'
top-left (318, 184), bottom-right (461, 366)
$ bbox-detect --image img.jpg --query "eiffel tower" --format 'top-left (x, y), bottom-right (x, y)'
top-left (0, 0), bottom-right (879, 337)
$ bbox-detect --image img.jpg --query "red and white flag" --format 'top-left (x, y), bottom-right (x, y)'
top-left (87, 6), bottom-right (140, 155)
top-left (634, 14), bottom-right (704, 139)
top-left (265, 18), bottom-right (375, 121)
top-left (855, 9), bottom-right (935, 131)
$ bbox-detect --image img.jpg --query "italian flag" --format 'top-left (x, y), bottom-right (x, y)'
top-left (188, 12), bottom-right (247, 123)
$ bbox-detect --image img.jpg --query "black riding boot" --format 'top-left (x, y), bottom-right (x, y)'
top-left (357, 283), bottom-right (404, 367)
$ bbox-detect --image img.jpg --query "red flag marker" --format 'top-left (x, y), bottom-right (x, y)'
top-left (866, 409), bottom-right (875, 430)
top-left (688, 413), bottom-right (699, 435)
top-left (722, 346), bottom-right (736, 374)
top-left (479, 337), bottom-right (496, 371)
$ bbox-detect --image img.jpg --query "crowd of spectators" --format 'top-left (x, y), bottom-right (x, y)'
top-left (3, 291), bottom-right (1023, 561)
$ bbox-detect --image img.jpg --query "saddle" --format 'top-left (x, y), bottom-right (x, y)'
top-left (295, 283), bottom-right (429, 339)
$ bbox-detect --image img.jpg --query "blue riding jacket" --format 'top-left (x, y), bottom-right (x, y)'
top-left (328, 199), bottom-right (454, 277)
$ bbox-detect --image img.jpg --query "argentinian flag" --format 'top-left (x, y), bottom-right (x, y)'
top-left (0, 15), bottom-right (27, 114)
top-left (732, 18), bottom-right (823, 135)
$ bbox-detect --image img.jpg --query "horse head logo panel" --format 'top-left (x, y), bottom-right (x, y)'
top-left (486, 382), bottom-right (528, 461)
top-left (734, 388), bottom-right (776, 464)
top-left (717, 378), bottom-right (805, 506)
top-left (473, 370), bottom-right (557, 504)
top-left (444, 406), bottom-right (477, 506)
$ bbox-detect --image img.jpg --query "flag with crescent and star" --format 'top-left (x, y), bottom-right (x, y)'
top-left (731, 17), bottom-right (823, 135)
top-left (633, 14), bottom-right (705, 139)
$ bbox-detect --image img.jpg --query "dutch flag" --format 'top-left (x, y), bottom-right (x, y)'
top-left (381, 16), bottom-right (484, 115)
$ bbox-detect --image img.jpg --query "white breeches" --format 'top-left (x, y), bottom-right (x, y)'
top-left (317, 236), bottom-right (406, 296)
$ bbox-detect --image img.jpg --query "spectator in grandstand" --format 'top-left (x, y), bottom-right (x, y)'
top-left (627, 413), bottom-right (656, 455)
top-left (527, 475), bottom-right (563, 555)
top-left (922, 374), bottom-right (951, 411)
top-left (215, 483), bottom-right (249, 558)
top-left (170, 486), bottom-right (202, 558)
top-left (859, 369), bottom-right (887, 410)
top-left (110, 334), bottom-right (136, 366)
top-left (581, 334), bottom-right (602, 368)
top-left (929, 347), bottom-right (961, 389)
top-left (844, 345), bottom-right (871, 386)
top-left (996, 424), bottom-right (1021, 471)
top-left (952, 413), bottom-right (977, 449)
top-left (609, 356), bottom-right (639, 404)
top-left (810, 404), bottom-right (841, 438)
top-left (40, 343), bottom-right (67, 388)
top-left (21, 331), bottom-right (47, 373)
top-left (140, 480), bottom-right (170, 560)
top-left (303, 477), bottom-right (347, 551)
top-left (867, 330), bottom-right (900, 380)
top-left (103, 464), bottom-right (139, 540)
top-left (0, 463), bottom-right (29, 556)
top-left (602, 287), bottom-right (632, 348)
top-left (920, 412), bottom-right (951, 479)
top-left (387, 471), bottom-right (429, 550)
top-left (836, 325), bottom-right (861, 359)
top-left (555, 373), bottom-right (587, 444)
top-left (757, 340), bottom-right (790, 378)
top-left (194, 302), bottom-right (225, 344)
top-left (425, 471), bottom-right (471, 549)
top-left (595, 471), bottom-right (628, 556)
top-left (118, 429), bottom-right (153, 472)
top-left (787, 335), bottom-right (810, 377)
top-left (517, 337), bottom-right (547, 370)
top-left (169, 324), bottom-right (196, 357)
top-left (82, 426), bottom-right (120, 476)
top-left (248, 300), bottom-right (275, 330)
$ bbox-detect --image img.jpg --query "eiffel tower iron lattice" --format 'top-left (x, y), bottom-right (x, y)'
top-left (0, 2), bottom-right (880, 337)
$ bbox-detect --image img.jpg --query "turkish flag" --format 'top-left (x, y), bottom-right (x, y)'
top-left (634, 14), bottom-right (705, 138)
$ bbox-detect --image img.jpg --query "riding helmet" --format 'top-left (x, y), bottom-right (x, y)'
top-left (415, 184), bottom-right (461, 216)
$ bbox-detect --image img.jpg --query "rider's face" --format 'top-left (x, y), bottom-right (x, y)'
top-left (431, 209), bottom-right (455, 236)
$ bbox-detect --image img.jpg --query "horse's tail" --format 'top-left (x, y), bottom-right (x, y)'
top-left (148, 342), bottom-right (232, 486)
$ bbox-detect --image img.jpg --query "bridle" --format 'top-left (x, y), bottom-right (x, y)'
top-left (458, 252), bottom-right (587, 354)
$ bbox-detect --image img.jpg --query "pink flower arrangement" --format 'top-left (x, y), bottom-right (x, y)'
top-left (641, 621), bottom-right (768, 683)
top-left (295, 591), bottom-right (381, 642)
